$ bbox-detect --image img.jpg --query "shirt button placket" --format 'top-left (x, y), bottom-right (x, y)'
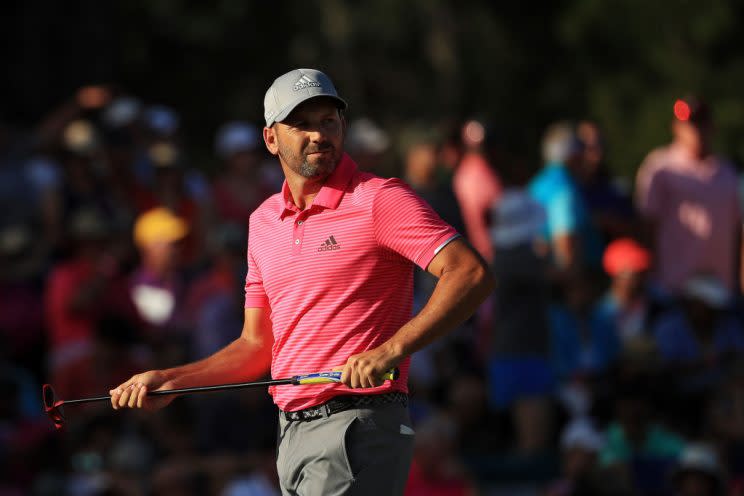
top-left (293, 215), bottom-right (307, 255)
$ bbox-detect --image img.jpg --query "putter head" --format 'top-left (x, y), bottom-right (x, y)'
top-left (42, 384), bottom-right (65, 430)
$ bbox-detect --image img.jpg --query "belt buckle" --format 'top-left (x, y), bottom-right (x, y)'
top-left (302, 407), bottom-right (319, 421)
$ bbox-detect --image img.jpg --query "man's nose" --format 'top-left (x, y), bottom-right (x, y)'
top-left (306, 127), bottom-right (328, 143)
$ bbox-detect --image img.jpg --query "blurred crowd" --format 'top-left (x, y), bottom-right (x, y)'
top-left (2, 85), bottom-right (744, 496)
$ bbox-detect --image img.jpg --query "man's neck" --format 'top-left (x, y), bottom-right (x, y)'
top-left (673, 141), bottom-right (709, 161)
top-left (281, 164), bottom-right (325, 211)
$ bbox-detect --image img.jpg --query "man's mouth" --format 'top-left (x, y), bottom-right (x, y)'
top-left (306, 147), bottom-right (333, 156)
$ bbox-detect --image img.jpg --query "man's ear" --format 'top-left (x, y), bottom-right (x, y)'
top-left (263, 126), bottom-right (279, 156)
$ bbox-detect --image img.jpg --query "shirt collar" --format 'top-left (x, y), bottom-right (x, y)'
top-left (278, 153), bottom-right (357, 219)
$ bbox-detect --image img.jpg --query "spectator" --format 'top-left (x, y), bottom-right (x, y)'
top-left (671, 443), bottom-right (725, 496)
top-left (140, 103), bottom-right (211, 206)
top-left (575, 121), bottom-right (637, 242)
top-left (600, 376), bottom-right (686, 494)
top-left (0, 373), bottom-right (52, 493)
top-left (488, 185), bottom-right (555, 453)
top-left (529, 121), bottom-right (603, 271)
top-left (53, 314), bottom-right (145, 404)
top-left (709, 361), bottom-right (744, 484)
top-left (56, 120), bottom-right (119, 234)
top-left (346, 117), bottom-right (391, 173)
top-left (403, 128), bottom-right (465, 236)
top-left (0, 223), bottom-right (45, 374)
top-left (444, 374), bottom-right (502, 458)
top-left (187, 222), bottom-right (272, 375)
top-left (129, 207), bottom-right (189, 337)
top-left (44, 208), bottom-right (125, 391)
top-left (653, 275), bottom-right (744, 436)
top-left (404, 415), bottom-right (476, 496)
top-left (550, 270), bottom-right (621, 386)
top-left (136, 142), bottom-right (206, 267)
top-left (545, 418), bottom-right (605, 496)
top-left (212, 121), bottom-right (273, 225)
top-left (635, 97), bottom-right (742, 295)
top-left (595, 238), bottom-right (652, 347)
top-left (653, 275), bottom-right (744, 367)
top-left (403, 128), bottom-right (466, 313)
top-left (101, 96), bottom-right (143, 132)
top-left (100, 128), bottom-right (151, 228)
top-left (452, 119), bottom-right (502, 263)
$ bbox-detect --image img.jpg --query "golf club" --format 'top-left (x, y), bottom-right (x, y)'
top-left (42, 368), bottom-right (399, 429)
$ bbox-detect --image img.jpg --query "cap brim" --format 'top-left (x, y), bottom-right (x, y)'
top-left (270, 94), bottom-right (347, 127)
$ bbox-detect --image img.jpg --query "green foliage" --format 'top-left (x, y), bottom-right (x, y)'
top-left (12, 0), bottom-right (743, 176)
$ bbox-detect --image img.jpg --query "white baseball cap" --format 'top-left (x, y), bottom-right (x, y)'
top-left (214, 121), bottom-right (260, 158)
top-left (263, 68), bottom-right (347, 127)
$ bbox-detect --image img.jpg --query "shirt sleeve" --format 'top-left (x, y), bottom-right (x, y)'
top-left (373, 178), bottom-right (460, 270)
top-left (244, 238), bottom-right (269, 308)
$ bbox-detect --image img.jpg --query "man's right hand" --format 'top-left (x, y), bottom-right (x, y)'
top-left (110, 370), bottom-right (177, 411)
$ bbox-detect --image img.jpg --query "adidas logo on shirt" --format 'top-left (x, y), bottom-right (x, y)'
top-left (294, 74), bottom-right (321, 91)
top-left (318, 235), bottom-right (341, 252)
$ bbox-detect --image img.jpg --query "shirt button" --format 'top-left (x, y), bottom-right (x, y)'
top-left (297, 220), bottom-right (303, 225)
top-left (295, 239), bottom-right (300, 245)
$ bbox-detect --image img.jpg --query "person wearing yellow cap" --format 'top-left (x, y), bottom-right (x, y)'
top-left (129, 208), bottom-right (189, 332)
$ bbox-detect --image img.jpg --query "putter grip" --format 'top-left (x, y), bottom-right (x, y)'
top-left (294, 368), bottom-right (399, 385)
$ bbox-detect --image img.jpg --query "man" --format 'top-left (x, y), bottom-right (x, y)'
top-left (212, 121), bottom-right (275, 224)
top-left (575, 120), bottom-right (637, 242)
top-left (110, 68), bottom-right (494, 495)
top-left (635, 97), bottom-right (742, 295)
top-left (452, 119), bottom-right (502, 263)
top-left (671, 443), bottom-right (725, 496)
top-left (528, 122), bottom-right (602, 271)
top-left (129, 207), bottom-right (189, 333)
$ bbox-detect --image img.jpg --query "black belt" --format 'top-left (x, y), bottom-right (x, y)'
top-left (282, 392), bottom-right (408, 422)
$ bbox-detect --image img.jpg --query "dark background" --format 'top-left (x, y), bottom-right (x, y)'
top-left (3, 0), bottom-right (743, 175)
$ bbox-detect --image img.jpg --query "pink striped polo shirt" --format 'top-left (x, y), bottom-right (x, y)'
top-left (244, 153), bottom-right (459, 411)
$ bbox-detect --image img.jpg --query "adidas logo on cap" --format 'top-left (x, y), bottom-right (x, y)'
top-left (294, 74), bottom-right (321, 91)
top-left (318, 235), bottom-right (341, 252)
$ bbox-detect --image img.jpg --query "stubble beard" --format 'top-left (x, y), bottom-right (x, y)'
top-left (279, 141), bottom-right (342, 179)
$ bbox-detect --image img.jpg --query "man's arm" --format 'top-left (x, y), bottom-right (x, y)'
top-left (339, 238), bottom-right (495, 388)
top-left (552, 232), bottom-right (579, 271)
top-left (110, 307), bottom-right (272, 410)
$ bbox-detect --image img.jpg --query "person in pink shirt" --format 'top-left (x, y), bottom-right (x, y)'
top-left (110, 69), bottom-right (494, 495)
top-left (635, 97), bottom-right (742, 295)
top-left (452, 119), bottom-right (502, 263)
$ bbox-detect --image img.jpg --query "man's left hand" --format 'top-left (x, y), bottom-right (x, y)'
top-left (337, 345), bottom-right (400, 388)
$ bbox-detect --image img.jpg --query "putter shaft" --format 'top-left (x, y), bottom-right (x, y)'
top-left (57, 369), bottom-right (398, 406)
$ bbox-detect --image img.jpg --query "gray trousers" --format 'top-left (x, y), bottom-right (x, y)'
top-left (276, 402), bottom-right (415, 495)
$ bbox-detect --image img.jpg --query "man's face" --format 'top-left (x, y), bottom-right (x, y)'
top-left (264, 98), bottom-right (345, 180)
top-left (577, 121), bottom-right (604, 178)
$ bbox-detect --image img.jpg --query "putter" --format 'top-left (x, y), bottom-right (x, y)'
top-left (42, 368), bottom-right (399, 429)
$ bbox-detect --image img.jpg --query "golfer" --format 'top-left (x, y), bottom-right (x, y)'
top-left (110, 68), bottom-right (494, 495)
